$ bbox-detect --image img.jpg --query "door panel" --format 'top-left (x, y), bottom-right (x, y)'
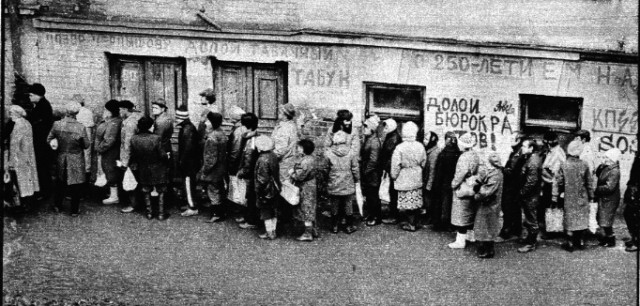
top-left (111, 60), bottom-right (145, 113)
top-left (217, 65), bottom-right (248, 117)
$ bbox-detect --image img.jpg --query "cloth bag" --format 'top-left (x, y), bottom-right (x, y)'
top-left (355, 182), bottom-right (364, 216)
top-left (588, 202), bottom-right (598, 234)
top-left (379, 172), bottom-right (391, 203)
top-left (94, 155), bottom-right (107, 187)
top-left (227, 175), bottom-right (247, 206)
top-left (455, 175), bottom-right (478, 198)
top-left (280, 180), bottom-right (300, 205)
top-left (122, 168), bottom-right (138, 191)
top-left (545, 208), bottom-right (564, 232)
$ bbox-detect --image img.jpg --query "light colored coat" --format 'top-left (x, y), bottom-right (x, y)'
top-left (553, 156), bottom-right (595, 231)
top-left (272, 119), bottom-right (298, 181)
top-left (47, 117), bottom-right (91, 185)
top-left (119, 112), bottom-right (142, 167)
top-left (7, 118), bottom-right (40, 197)
top-left (390, 140), bottom-right (426, 191)
top-left (322, 143), bottom-right (360, 196)
top-left (291, 154), bottom-right (318, 222)
top-left (450, 149), bottom-right (480, 227)
top-left (473, 167), bottom-right (504, 241)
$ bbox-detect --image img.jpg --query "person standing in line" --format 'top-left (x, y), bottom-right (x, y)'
top-left (361, 115), bottom-right (383, 226)
top-left (325, 109), bottom-right (361, 158)
top-left (552, 140), bottom-right (594, 252)
top-left (152, 100), bottom-right (174, 185)
top-left (499, 132), bottom-right (526, 241)
top-left (47, 102), bottom-right (90, 216)
top-left (322, 131), bottom-right (360, 234)
top-left (72, 94), bottom-right (95, 184)
top-left (623, 153), bottom-right (639, 252)
top-left (197, 89), bottom-right (219, 138)
top-left (575, 130), bottom-right (597, 184)
top-left (236, 113), bottom-right (261, 230)
top-left (95, 100), bottom-right (123, 205)
top-left (380, 118), bottom-right (402, 225)
top-left (271, 103), bottom-right (299, 224)
top-left (539, 131), bottom-right (566, 239)
top-left (118, 100), bottom-right (143, 213)
top-left (448, 133), bottom-right (480, 249)
top-left (199, 112), bottom-right (228, 223)
top-left (390, 121), bottom-right (426, 232)
top-left (26, 83), bottom-right (54, 197)
top-left (254, 135), bottom-right (281, 240)
top-left (176, 106), bottom-right (202, 217)
top-left (516, 139), bottom-right (544, 253)
top-left (594, 148), bottom-right (622, 247)
top-left (290, 139), bottom-right (319, 241)
top-left (472, 151), bottom-right (504, 258)
top-left (431, 132), bottom-right (461, 231)
top-left (129, 117), bottom-right (170, 220)
top-left (226, 106), bottom-right (248, 222)
top-left (422, 131), bottom-right (441, 226)
top-left (5, 105), bottom-right (40, 211)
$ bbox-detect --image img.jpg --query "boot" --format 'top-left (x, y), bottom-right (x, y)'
top-left (626, 236), bottom-right (639, 252)
top-left (448, 232), bottom-right (467, 249)
top-left (102, 186), bottom-right (120, 205)
top-left (70, 195), bottom-right (80, 217)
top-left (207, 206), bottom-right (224, 223)
top-left (476, 241), bottom-right (488, 258)
top-left (157, 193), bottom-right (168, 221)
top-left (479, 242), bottom-right (495, 258)
top-left (603, 236), bottom-right (616, 247)
top-left (344, 216), bottom-right (358, 234)
top-left (574, 231), bottom-right (585, 250)
top-left (517, 234), bottom-right (537, 253)
top-left (144, 193), bottom-right (153, 220)
top-left (331, 216), bottom-right (340, 234)
top-left (312, 223), bottom-right (321, 238)
top-left (562, 234), bottom-right (575, 252)
top-left (402, 213), bottom-right (417, 232)
top-left (296, 226), bottom-right (314, 242)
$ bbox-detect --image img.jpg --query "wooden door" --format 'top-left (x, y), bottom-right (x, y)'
top-left (253, 66), bottom-right (284, 129)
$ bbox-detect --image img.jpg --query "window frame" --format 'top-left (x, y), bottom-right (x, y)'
top-left (519, 93), bottom-right (583, 132)
top-left (364, 81), bottom-right (425, 122)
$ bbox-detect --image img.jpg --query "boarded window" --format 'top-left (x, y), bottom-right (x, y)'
top-left (213, 60), bottom-right (287, 130)
top-left (520, 94), bottom-right (582, 130)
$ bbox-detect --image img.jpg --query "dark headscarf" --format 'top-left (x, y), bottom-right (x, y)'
top-left (425, 131), bottom-right (439, 151)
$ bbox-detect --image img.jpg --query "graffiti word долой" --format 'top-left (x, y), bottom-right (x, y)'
top-left (428, 97), bottom-right (513, 135)
top-left (293, 69), bottom-right (350, 88)
top-left (186, 41), bottom-right (241, 56)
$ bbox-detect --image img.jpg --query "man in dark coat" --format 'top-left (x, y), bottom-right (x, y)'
top-left (176, 106), bottom-right (202, 217)
top-left (431, 131), bottom-right (461, 231)
top-left (237, 113), bottom-right (260, 229)
top-left (499, 133), bottom-right (526, 240)
top-left (516, 139), bottom-right (543, 253)
top-left (152, 100), bottom-right (174, 187)
top-left (361, 115), bottom-right (383, 226)
top-left (200, 112), bottom-right (228, 223)
top-left (27, 83), bottom-right (54, 197)
top-left (624, 153), bottom-right (640, 252)
top-left (380, 118), bottom-right (402, 225)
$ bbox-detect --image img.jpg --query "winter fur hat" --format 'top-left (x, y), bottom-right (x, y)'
top-left (458, 133), bottom-right (475, 150)
top-left (605, 148), bottom-right (622, 163)
top-left (255, 135), bottom-right (275, 152)
top-left (383, 118), bottom-right (397, 133)
top-left (363, 115), bottom-right (381, 131)
top-left (332, 130), bottom-right (348, 145)
top-left (227, 106), bottom-right (246, 121)
top-left (401, 121), bottom-right (419, 141)
top-left (567, 139), bottom-right (584, 157)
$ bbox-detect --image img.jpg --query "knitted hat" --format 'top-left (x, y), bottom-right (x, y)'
top-left (255, 135), bottom-right (275, 152)
top-left (383, 118), bottom-right (397, 133)
top-left (28, 83), bottom-right (46, 96)
top-left (332, 130), bottom-right (348, 145)
top-left (281, 103), bottom-right (296, 118)
top-left (227, 106), bottom-right (246, 121)
top-left (363, 115), bottom-right (381, 131)
top-left (401, 121), bottom-right (419, 140)
top-left (175, 105), bottom-right (189, 120)
top-left (605, 148), bottom-right (622, 163)
top-left (567, 139), bottom-right (584, 157)
top-left (458, 133), bottom-right (475, 150)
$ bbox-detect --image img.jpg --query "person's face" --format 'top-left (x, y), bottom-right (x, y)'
top-left (29, 93), bottom-right (40, 103)
top-left (521, 140), bottom-right (533, 154)
top-left (363, 125), bottom-right (372, 136)
top-left (511, 134), bottom-right (522, 147)
top-left (200, 96), bottom-right (208, 105)
top-left (279, 109), bottom-right (286, 120)
top-left (103, 108), bottom-right (112, 119)
top-left (579, 136), bottom-right (587, 144)
top-left (343, 120), bottom-right (352, 127)
top-left (151, 105), bottom-right (163, 116)
top-left (296, 145), bottom-right (304, 155)
top-left (119, 108), bottom-right (128, 118)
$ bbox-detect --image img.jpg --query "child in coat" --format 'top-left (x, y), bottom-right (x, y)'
top-left (254, 135), bottom-right (281, 240)
top-left (289, 139), bottom-right (319, 241)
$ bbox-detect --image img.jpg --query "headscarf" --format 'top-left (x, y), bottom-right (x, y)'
top-left (567, 139), bottom-right (583, 157)
top-left (228, 106), bottom-right (246, 121)
top-left (364, 115), bottom-right (381, 132)
top-left (255, 135), bottom-right (275, 152)
top-left (332, 130), bottom-right (348, 145)
top-left (401, 121), bottom-right (418, 141)
top-left (425, 131), bottom-right (439, 151)
top-left (383, 118), bottom-right (397, 134)
top-left (457, 133), bottom-right (475, 150)
top-left (605, 148), bottom-right (622, 163)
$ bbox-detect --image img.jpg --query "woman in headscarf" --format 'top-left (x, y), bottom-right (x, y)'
top-left (448, 132), bottom-right (480, 249)
top-left (595, 148), bottom-right (621, 247)
top-left (422, 131), bottom-right (441, 225)
top-left (390, 121), bottom-right (427, 232)
top-left (47, 102), bottom-right (91, 216)
top-left (431, 131), bottom-right (461, 231)
top-left (473, 152), bottom-right (504, 258)
top-left (553, 139), bottom-right (595, 252)
top-left (95, 99), bottom-right (123, 205)
top-left (5, 105), bottom-right (39, 210)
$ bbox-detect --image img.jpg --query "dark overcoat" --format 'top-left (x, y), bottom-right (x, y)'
top-left (130, 132), bottom-right (169, 186)
top-left (473, 167), bottom-right (504, 241)
top-left (360, 133), bottom-right (382, 188)
top-left (47, 117), bottom-right (90, 185)
top-left (95, 117), bottom-right (122, 184)
top-left (595, 163), bottom-right (621, 227)
top-left (199, 128), bottom-right (228, 184)
top-left (291, 154), bottom-right (318, 223)
top-left (177, 119), bottom-right (202, 177)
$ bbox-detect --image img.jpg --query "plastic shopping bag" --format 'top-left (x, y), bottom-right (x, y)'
top-left (545, 208), bottom-right (564, 232)
top-left (227, 175), bottom-right (247, 206)
top-left (355, 182), bottom-right (364, 216)
top-left (122, 168), bottom-right (138, 191)
top-left (94, 155), bottom-right (107, 187)
top-left (280, 180), bottom-right (300, 205)
top-left (588, 202), bottom-right (598, 234)
top-left (379, 172), bottom-right (391, 204)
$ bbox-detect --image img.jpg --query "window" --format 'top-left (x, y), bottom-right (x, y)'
top-left (109, 54), bottom-right (187, 118)
top-left (520, 94), bottom-right (582, 130)
top-left (212, 60), bottom-right (287, 129)
top-left (365, 82), bottom-right (424, 123)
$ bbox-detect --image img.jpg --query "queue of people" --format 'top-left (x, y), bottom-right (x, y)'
top-left (3, 83), bottom-right (639, 257)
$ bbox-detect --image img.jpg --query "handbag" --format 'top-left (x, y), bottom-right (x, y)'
top-left (379, 171), bottom-right (391, 203)
top-left (455, 175), bottom-right (478, 198)
top-left (545, 207), bottom-right (564, 232)
top-left (94, 155), bottom-right (107, 187)
top-left (588, 202), bottom-right (598, 234)
top-left (227, 175), bottom-right (247, 206)
top-left (122, 168), bottom-right (138, 191)
top-left (355, 182), bottom-right (364, 215)
top-left (280, 180), bottom-right (300, 205)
